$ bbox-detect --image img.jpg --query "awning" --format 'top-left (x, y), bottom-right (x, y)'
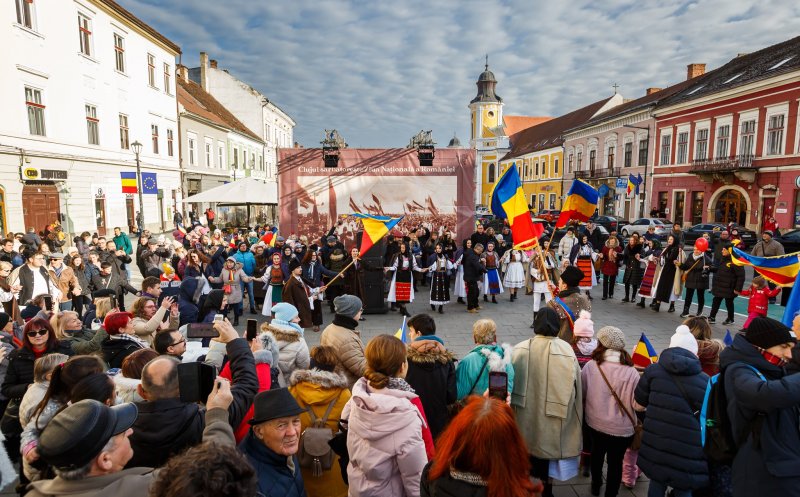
top-left (183, 177), bottom-right (278, 204)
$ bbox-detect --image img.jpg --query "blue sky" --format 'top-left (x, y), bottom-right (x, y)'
top-left (119, 0), bottom-right (800, 148)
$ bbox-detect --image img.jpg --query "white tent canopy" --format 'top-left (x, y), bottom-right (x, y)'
top-left (182, 177), bottom-right (278, 205)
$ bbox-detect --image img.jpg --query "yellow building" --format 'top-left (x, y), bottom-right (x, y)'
top-left (469, 62), bottom-right (504, 207)
top-left (500, 148), bottom-right (564, 213)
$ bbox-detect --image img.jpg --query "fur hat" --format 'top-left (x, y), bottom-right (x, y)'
top-left (597, 326), bottom-right (626, 351)
top-left (746, 317), bottom-right (797, 349)
top-left (670, 325), bottom-right (698, 355)
top-left (573, 311), bottom-right (594, 338)
top-left (561, 265), bottom-right (584, 287)
top-left (288, 258), bottom-right (301, 272)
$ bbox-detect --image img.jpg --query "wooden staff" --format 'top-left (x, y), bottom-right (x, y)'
top-left (324, 258), bottom-right (356, 287)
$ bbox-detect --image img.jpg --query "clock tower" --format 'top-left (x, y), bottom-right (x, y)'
top-left (469, 58), bottom-right (504, 206)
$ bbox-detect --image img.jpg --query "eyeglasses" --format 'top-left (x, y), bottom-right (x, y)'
top-left (171, 339), bottom-right (186, 347)
top-left (27, 330), bottom-right (48, 337)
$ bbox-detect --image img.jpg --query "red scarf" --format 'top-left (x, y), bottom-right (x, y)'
top-left (756, 346), bottom-right (787, 367)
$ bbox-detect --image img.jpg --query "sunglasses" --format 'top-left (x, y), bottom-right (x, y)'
top-left (27, 330), bottom-right (48, 337)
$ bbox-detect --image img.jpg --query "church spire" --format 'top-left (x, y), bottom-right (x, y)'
top-left (471, 57), bottom-right (502, 104)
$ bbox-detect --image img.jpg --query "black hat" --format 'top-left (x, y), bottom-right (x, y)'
top-left (20, 305), bottom-right (42, 321)
top-left (39, 400), bottom-right (137, 470)
top-left (745, 317), bottom-right (797, 349)
top-left (288, 258), bottom-right (301, 272)
top-left (249, 388), bottom-right (305, 425)
top-left (561, 265), bottom-right (584, 287)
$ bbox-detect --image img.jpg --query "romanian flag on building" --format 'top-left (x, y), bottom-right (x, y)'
top-left (120, 172), bottom-right (138, 193)
top-left (556, 179), bottom-right (599, 228)
top-left (394, 315), bottom-right (408, 344)
top-left (730, 247), bottom-right (800, 287)
top-left (632, 333), bottom-right (659, 368)
top-left (626, 174), bottom-right (642, 197)
top-left (353, 213), bottom-right (403, 257)
top-left (490, 163), bottom-right (543, 249)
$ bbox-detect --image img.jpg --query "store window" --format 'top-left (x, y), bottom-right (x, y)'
top-left (691, 191), bottom-right (704, 225)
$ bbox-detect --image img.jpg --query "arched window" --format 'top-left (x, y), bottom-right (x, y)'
top-left (714, 189), bottom-right (747, 226)
top-left (488, 163), bottom-right (496, 183)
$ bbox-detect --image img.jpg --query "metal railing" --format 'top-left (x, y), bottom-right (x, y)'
top-left (689, 154), bottom-right (755, 173)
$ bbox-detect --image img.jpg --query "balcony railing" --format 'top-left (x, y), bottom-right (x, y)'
top-left (689, 154), bottom-right (756, 173)
top-left (574, 168), bottom-right (621, 179)
top-left (574, 170), bottom-right (590, 179)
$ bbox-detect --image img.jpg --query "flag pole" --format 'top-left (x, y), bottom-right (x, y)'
top-left (324, 217), bottom-right (395, 287)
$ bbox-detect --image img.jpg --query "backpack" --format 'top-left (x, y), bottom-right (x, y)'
top-left (297, 398), bottom-right (338, 476)
top-left (700, 362), bottom-right (765, 464)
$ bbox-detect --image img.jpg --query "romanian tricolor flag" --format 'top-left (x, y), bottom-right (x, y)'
top-left (353, 213), bottom-right (403, 257)
top-left (120, 172), bottom-right (138, 193)
top-left (626, 174), bottom-right (638, 197)
top-left (556, 179), bottom-right (599, 228)
top-left (490, 163), bottom-right (543, 249)
top-left (730, 247), bottom-right (800, 287)
top-left (632, 333), bottom-right (659, 368)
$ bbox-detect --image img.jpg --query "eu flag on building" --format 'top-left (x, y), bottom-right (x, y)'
top-left (141, 173), bottom-right (158, 194)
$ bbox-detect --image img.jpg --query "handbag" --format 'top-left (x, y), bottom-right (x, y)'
top-left (298, 398), bottom-right (338, 476)
top-left (597, 365), bottom-right (644, 450)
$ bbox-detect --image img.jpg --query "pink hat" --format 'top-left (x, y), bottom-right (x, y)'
top-left (573, 310), bottom-right (594, 338)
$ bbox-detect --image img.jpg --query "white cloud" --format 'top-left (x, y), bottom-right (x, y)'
top-left (120, 0), bottom-right (800, 147)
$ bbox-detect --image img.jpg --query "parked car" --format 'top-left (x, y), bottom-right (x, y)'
top-left (683, 223), bottom-right (726, 246)
top-left (550, 224), bottom-right (610, 248)
top-left (538, 210), bottom-right (561, 223)
top-left (773, 229), bottom-right (800, 253)
top-left (590, 215), bottom-right (626, 233)
top-left (620, 218), bottom-right (671, 238)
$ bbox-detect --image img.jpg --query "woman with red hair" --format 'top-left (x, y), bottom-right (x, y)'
top-left (422, 396), bottom-right (542, 497)
top-left (99, 311), bottom-right (144, 369)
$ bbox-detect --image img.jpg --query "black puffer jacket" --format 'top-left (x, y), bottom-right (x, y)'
top-left (405, 337), bottom-right (457, 440)
top-left (421, 461), bottom-right (487, 497)
top-left (461, 250), bottom-right (485, 283)
top-left (621, 243), bottom-right (644, 286)
top-left (2, 345), bottom-right (73, 400)
top-left (634, 347), bottom-right (709, 491)
top-left (710, 255), bottom-right (745, 299)
top-left (720, 334), bottom-right (800, 497)
top-left (680, 253), bottom-right (712, 290)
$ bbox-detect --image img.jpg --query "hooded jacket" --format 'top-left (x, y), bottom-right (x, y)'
top-left (267, 322), bottom-right (310, 378)
top-left (343, 377), bottom-right (429, 497)
top-left (455, 343), bottom-right (514, 400)
top-left (738, 285), bottom-right (781, 316)
top-left (634, 347), bottom-right (709, 490)
top-left (177, 277), bottom-right (201, 326)
top-left (320, 315), bottom-right (366, 389)
top-left (405, 337), bottom-right (457, 439)
top-left (719, 334), bottom-right (800, 497)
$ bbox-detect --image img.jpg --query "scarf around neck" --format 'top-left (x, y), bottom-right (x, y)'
top-left (387, 377), bottom-right (415, 393)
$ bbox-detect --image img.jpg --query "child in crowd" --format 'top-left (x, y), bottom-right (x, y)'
top-left (738, 276), bottom-right (781, 328)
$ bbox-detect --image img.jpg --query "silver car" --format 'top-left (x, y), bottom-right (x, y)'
top-left (620, 218), bottom-right (671, 238)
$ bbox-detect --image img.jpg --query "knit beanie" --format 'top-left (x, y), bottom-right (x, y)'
top-left (573, 311), bottom-right (594, 338)
top-left (597, 326), bottom-right (625, 351)
top-left (271, 302), bottom-right (299, 323)
top-left (334, 294), bottom-right (362, 319)
top-left (670, 325), bottom-right (698, 355)
top-left (745, 317), bottom-right (797, 349)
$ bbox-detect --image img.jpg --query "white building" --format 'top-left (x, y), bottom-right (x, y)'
top-left (0, 0), bottom-right (181, 237)
top-left (188, 53), bottom-right (295, 182)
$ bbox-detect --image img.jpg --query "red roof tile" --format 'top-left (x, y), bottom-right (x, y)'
top-left (177, 78), bottom-right (262, 142)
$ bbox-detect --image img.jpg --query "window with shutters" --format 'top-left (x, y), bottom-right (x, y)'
top-left (119, 114), bottom-right (129, 149)
top-left (676, 132), bottom-right (689, 163)
top-left (660, 134), bottom-right (671, 165)
top-left (695, 129), bottom-right (708, 161)
top-left (739, 119), bottom-right (756, 158)
top-left (715, 125), bottom-right (730, 159)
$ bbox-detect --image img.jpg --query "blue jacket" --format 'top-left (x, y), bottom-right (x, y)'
top-left (455, 343), bottom-right (514, 400)
top-left (240, 431), bottom-right (307, 497)
top-left (233, 250), bottom-right (256, 276)
top-left (177, 278), bottom-right (201, 327)
top-left (720, 334), bottom-right (800, 497)
top-left (204, 246), bottom-right (227, 282)
top-left (634, 347), bottom-right (709, 490)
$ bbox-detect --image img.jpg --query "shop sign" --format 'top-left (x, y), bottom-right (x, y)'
top-left (615, 178), bottom-right (627, 190)
top-left (23, 168), bottom-right (67, 180)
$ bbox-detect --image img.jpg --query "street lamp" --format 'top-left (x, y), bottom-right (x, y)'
top-left (623, 124), bottom-right (650, 218)
top-left (131, 140), bottom-right (145, 232)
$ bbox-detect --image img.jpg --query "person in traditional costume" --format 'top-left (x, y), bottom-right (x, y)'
top-left (501, 248), bottom-right (528, 302)
top-left (599, 237), bottom-right (622, 300)
top-left (530, 246), bottom-right (554, 327)
top-left (282, 258), bottom-right (326, 330)
top-left (568, 235), bottom-right (598, 300)
top-left (549, 265), bottom-right (592, 342)
top-left (260, 252), bottom-right (289, 317)
top-left (636, 238), bottom-right (662, 308)
top-left (426, 243), bottom-right (453, 314)
top-left (301, 248), bottom-right (337, 332)
top-left (621, 233), bottom-right (644, 303)
top-left (452, 239), bottom-right (471, 304)
top-left (542, 240), bottom-right (560, 287)
top-left (385, 242), bottom-right (426, 317)
top-left (480, 241), bottom-right (503, 304)
top-left (651, 234), bottom-right (685, 313)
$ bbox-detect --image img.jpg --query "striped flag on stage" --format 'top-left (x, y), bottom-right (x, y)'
top-left (632, 333), bottom-right (659, 368)
top-left (353, 213), bottom-right (403, 257)
top-left (120, 172), bottom-right (138, 193)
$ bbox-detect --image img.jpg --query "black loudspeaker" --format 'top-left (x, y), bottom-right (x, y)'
top-left (358, 232), bottom-right (388, 314)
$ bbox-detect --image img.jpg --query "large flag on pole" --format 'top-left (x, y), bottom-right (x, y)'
top-left (730, 247), bottom-right (800, 287)
top-left (353, 213), bottom-right (403, 257)
top-left (556, 179), bottom-right (599, 228)
top-left (490, 163), bottom-right (543, 249)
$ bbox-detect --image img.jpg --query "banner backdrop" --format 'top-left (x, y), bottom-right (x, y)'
top-left (278, 148), bottom-right (476, 250)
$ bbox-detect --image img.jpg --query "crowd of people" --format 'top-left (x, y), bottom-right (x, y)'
top-left (0, 216), bottom-right (794, 497)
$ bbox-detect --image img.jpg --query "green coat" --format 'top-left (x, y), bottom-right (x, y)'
top-left (455, 344), bottom-right (514, 400)
top-left (113, 233), bottom-right (133, 255)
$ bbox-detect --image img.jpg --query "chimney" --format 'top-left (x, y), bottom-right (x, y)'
top-left (687, 63), bottom-right (706, 80)
top-left (646, 87), bottom-right (662, 95)
top-left (210, 59), bottom-right (218, 69)
top-left (176, 64), bottom-right (188, 83)
top-left (199, 52), bottom-right (209, 90)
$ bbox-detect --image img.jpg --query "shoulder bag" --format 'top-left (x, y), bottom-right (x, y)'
top-left (597, 365), bottom-right (644, 450)
top-left (449, 356), bottom-right (489, 416)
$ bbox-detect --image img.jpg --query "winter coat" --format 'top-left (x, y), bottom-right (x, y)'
top-left (710, 255), bottom-right (745, 299)
top-left (177, 278), bottom-right (201, 326)
top-left (71, 265), bottom-right (92, 297)
top-left (634, 347), bottom-right (709, 490)
top-left (209, 266), bottom-right (252, 304)
top-left (751, 239), bottom-right (785, 258)
top-left (739, 285), bottom-right (781, 316)
top-left (455, 343), bottom-right (514, 400)
top-left (720, 333), bottom-right (800, 497)
top-left (140, 246), bottom-right (171, 274)
top-left (113, 375), bottom-right (144, 404)
top-left (2, 345), bottom-right (73, 401)
top-left (584, 227), bottom-right (604, 252)
top-left (131, 306), bottom-right (179, 345)
top-left (266, 322), bottom-right (310, 378)
top-left (26, 408), bottom-right (235, 497)
top-left (461, 249), bottom-right (485, 283)
top-left (421, 462), bottom-right (488, 497)
top-left (112, 232), bottom-right (133, 255)
top-left (621, 243), bottom-right (644, 286)
top-left (301, 260), bottom-right (336, 288)
top-left (581, 355), bottom-right (640, 437)
top-left (550, 288), bottom-right (591, 342)
top-left (59, 327), bottom-right (108, 355)
top-left (558, 234), bottom-right (578, 262)
top-left (101, 337), bottom-right (143, 370)
top-left (16, 265), bottom-right (53, 306)
top-left (240, 430), bottom-right (307, 497)
top-left (600, 244), bottom-right (623, 276)
top-left (232, 249), bottom-right (256, 275)
top-left (288, 368), bottom-right (351, 497)
top-left (680, 253), bottom-right (711, 290)
top-left (127, 338), bottom-right (258, 468)
top-left (343, 377), bottom-right (429, 497)
top-left (405, 337), bottom-right (457, 439)
top-left (320, 315), bottom-right (366, 389)
top-left (653, 244), bottom-right (683, 302)
top-left (282, 276), bottom-right (314, 329)
top-left (511, 335), bottom-right (583, 460)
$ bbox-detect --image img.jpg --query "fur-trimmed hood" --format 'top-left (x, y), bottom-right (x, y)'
top-left (477, 343), bottom-right (513, 372)
top-left (289, 368), bottom-right (348, 389)
top-left (257, 331), bottom-right (280, 365)
top-left (407, 339), bottom-right (456, 364)
top-left (263, 322), bottom-right (302, 343)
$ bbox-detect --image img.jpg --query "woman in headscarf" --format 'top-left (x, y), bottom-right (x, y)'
top-left (636, 238), bottom-right (662, 308)
top-left (385, 242), bottom-right (425, 317)
top-left (569, 234), bottom-right (598, 300)
top-left (651, 235), bottom-right (684, 313)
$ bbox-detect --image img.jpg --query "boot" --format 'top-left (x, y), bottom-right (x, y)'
top-left (637, 297), bottom-right (646, 308)
top-left (510, 293), bottom-right (515, 302)
top-left (484, 295), bottom-right (488, 302)
top-left (580, 452), bottom-right (591, 478)
top-left (438, 305), bottom-right (443, 314)
top-left (652, 302), bottom-right (660, 312)
top-left (621, 292), bottom-right (630, 303)
top-left (457, 297), bottom-right (465, 304)
top-left (431, 304), bottom-right (436, 311)
top-left (680, 306), bottom-right (690, 318)
top-left (491, 296), bottom-right (498, 304)
top-left (668, 302), bottom-right (676, 313)
top-left (400, 305), bottom-right (411, 317)
top-left (531, 311), bottom-right (537, 328)
top-left (586, 290), bottom-right (593, 300)
top-left (233, 316), bottom-right (239, 326)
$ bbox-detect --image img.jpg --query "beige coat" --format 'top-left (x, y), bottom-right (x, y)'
top-left (511, 335), bottom-right (583, 460)
top-left (320, 317), bottom-right (366, 389)
top-left (47, 266), bottom-right (80, 303)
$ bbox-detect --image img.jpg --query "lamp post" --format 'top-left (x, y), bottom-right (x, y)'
top-left (623, 124), bottom-right (651, 218)
top-left (131, 141), bottom-right (145, 232)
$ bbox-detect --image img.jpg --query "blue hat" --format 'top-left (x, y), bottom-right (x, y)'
top-left (271, 302), bottom-right (298, 323)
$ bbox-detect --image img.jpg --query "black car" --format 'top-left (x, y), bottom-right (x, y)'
top-left (589, 215), bottom-right (626, 234)
top-left (774, 229), bottom-right (800, 253)
top-left (683, 224), bottom-right (726, 246)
